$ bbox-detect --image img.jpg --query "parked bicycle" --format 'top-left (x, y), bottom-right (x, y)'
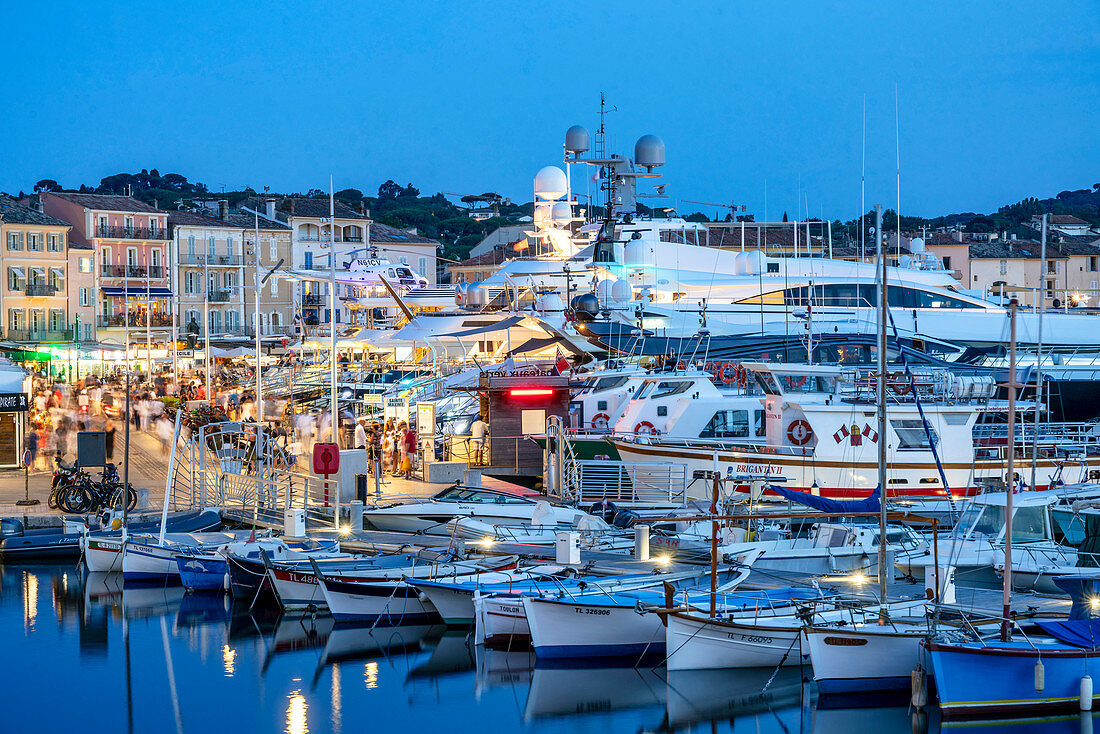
top-left (54, 462), bottom-right (136, 514)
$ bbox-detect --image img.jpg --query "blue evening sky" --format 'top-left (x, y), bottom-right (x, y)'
top-left (1, 1), bottom-right (1096, 220)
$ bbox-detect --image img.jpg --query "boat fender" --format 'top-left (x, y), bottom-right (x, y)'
top-left (910, 663), bottom-right (928, 708)
top-left (1083, 675), bottom-right (1093, 711)
top-left (1035, 659), bottom-right (1045, 693)
top-left (418, 592), bottom-right (430, 603)
top-left (634, 421), bottom-right (655, 435)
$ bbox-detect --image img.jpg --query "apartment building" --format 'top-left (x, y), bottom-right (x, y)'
top-left (0, 196), bottom-right (75, 345)
top-left (42, 193), bottom-right (173, 354)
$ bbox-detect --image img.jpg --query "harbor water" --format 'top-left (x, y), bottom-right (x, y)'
top-left (0, 563), bottom-right (1095, 734)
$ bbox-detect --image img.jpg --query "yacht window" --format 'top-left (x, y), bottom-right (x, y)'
top-left (754, 372), bottom-right (781, 395)
top-left (597, 400), bottom-right (608, 410)
top-left (776, 374), bottom-right (837, 394)
top-left (891, 419), bottom-right (939, 450)
top-left (1013, 506), bottom-right (1047, 542)
top-left (699, 409), bottom-right (749, 438)
top-left (912, 289), bottom-right (973, 309)
top-left (754, 409), bottom-right (765, 436)
top-left (651, 381), bottom-right (691, 398)
top-left (635, 380), bottom-right (658, 399)
top-left (736, 290), bottom-right (784, 305)
top-left (595, 376), bottom-right (629, 391)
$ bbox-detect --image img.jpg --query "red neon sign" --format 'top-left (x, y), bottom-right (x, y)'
top-left (509, 388), bottom-right (554, 397)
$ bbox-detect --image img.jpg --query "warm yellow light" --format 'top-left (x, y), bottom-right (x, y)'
top-left (654, 554), bottom-right (671, 565)
top-left (285, 691), bottom-right (308, 734)
top-left (847, 572), bottom-right (869, 585)
top-left (476, 536), bottom-right (496, 547)
top-left (1090, 596), bottom-right (1100, 610)
top-left (222, 644), bottom-right (237, 677)
top-left (338, 526), bottom-right (352, 536)
top-left (364, 661), bottom-right (378, 690)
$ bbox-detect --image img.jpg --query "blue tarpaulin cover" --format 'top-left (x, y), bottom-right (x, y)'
top-left (1036, 618), bottom-right (1100, 648)
top-left (1053, 575), bottom-right (1100, 620)
top-left (766, 485), bottom-right (881, 514)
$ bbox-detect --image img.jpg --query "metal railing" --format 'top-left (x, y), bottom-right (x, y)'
top-left (5, 329), bottom-right (73, 342)
top-left (96, 225), bottom-right (168, 240)
top-left (169, 420), bottom-right (341, 528)
top-left (303, 294), bottom-right (325, 306)
top-left (208, 290), bottom-right (231, 303)
top-left (179, 254), bottom-right (244, 266)
top-left (97, 313), bottom-right (174, 327)
top-left (24, 283), bottom-right (58, 296)
top-left (101, 264), bottom-right (166, 279)
top-left (572, 460), bottom-right (687, 507)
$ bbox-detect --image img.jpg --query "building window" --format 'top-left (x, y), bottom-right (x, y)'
top-left (48, 233), bottom-right (62, 252)
top-left (208, 236), bottom-right (215, 257)
top-left (1090, 257), bottom-right (1098, 273)
top-left (8, 268), bottom-right (25, 291)
top-left (226, 237), bottom-right (234, 259)
top-left (124, 216), bottom-right (134, 235)
top-left (83, 323), bottom-right (91, 340)
top-left (8, 309), bottom-right (24, 331)
top-left (79, 257), bottom-right (91, 273)
top-left (942, 256), bottom-right (951, 270)
top-left (149, 219), bottom-right (159, 238)
top-left (27, 233), bottom-right (41, 251)
top-left (127, 247), bottom-right (137, 267)
top-left (98, 215), bottom-right (108, 234)
top-left (79, 287), bottom-right (90, 306)
top-left (1049, 261), bottom-right (1058, 274)
top-left (419, 257), bottom-right (428, 278)
top-left (101, 247), bottom-right (111, 267)
top-left (49, 268), bottom-right (63, 291)
top-left (999, 260), bottom-right (1007, 276)
top-left (304, 251), bottom-right (313, 269)
top-left (49, 310), bottom-right (65, 332)
top-left (270, 277), bottom-right (277, 297)
top-left (269, 238), bottom-right (277, 260)
top-left (151, 248), bottom-right (161, 267)
top-left (225, 272), bottom-right (235, 290)
top-left (187, 235), bottom-right (196, 256)
top-left (272, 312), bottom-right (281, 328)
top-left (7, 232), bottom-right (23, 251)
top-left (208, 310), bottom-right (221, 333)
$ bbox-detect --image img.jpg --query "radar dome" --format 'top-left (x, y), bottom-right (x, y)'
top-left (565, 125), bottom-right (590, 155)
top-left (910, 237), bottom-right (925, 254)
top-left (533, 203), bottom-right (551, 229)
top-left (536, 293), bottom-right (564, 313)
top-left (611, 279), bottom-right (633, 303)
top-left (634, 134), bottom-right (665, 171)
top-left (570, 293), bottom-right (600, 323)
top-left (744, 250), bottom-right (766, 275)
top-left (551, 201), bottom-right (572, 223)
top-left (534, 166), bottom-right (568, 201)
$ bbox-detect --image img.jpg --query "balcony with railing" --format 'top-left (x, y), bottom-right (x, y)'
top-left (208, 290), bottom-right (231, 303)
top-left (24, 283), bottom-right (59, 297)
top-left (97, 313), bottom-right (175, 328)
top-left (95, 225), bottom-right (168, 241)
top-left (6, 329), bottom-right (73, 342)
top-left (100, 264), bottom-right (166, 279)
top-left (303, 293), bottom-right (325, 306)
top-left (179, 254), bottom-right (245, 266)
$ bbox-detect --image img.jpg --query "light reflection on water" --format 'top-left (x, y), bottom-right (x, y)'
top-left (0, 564), bottom-right (1096, 734)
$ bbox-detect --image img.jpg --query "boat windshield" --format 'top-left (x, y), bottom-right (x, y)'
top-left (635, 380), bottom-right (691, 399)
top-left (434, 487), bottom-right (531, 504)
top-left (958, 504), bottom-right (1006, 538)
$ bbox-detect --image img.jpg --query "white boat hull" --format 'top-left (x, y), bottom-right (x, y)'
top-left (666, 612), bottom-right (807, 671)
top-left (805, 626), bottom-right (925, 693)
top-left (83, 537), bottom-right (124, 573)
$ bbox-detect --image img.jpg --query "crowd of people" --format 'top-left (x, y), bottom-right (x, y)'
top-left (354, 417), bottom-right (419, 478)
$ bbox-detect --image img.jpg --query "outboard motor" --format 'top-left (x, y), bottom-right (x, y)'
top-left (1, 518), bottom-right (24, 539)
top-left (569, 293), bottom-right (600, 323)
top-left (589, 498), bottom-right (619, 524)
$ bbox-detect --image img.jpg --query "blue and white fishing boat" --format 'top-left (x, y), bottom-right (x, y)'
top-left (175, 537), bottom-right (343, 591)
top-left (121, 532), bottom-right (255, 582)
top-left (926, 575), bottom-right (1100, 716)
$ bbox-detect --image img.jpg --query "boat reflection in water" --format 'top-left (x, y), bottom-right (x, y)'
top-left (10, 563), bottom-right (1100, 734)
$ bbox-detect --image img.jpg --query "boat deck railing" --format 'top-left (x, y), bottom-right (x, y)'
top-left (562, 460), bottom-right (687, 507)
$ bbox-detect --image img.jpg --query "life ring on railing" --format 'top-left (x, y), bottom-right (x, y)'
top-left (788, 375), bottom-right (808, 389)
top-left (890, 371), bottom-right (912, 395)
top-left (634, 420), bottom-right (656, 435)
top-left (720, 362), bottom-right (739, 384)
top-left (591, 413), bottom-right (610, 431)
top-left (733, 364), bottom-right (748, 387)
top-left (786, 419), bottom-right (813, 446)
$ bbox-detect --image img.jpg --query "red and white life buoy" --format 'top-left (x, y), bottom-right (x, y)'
top-left (786, 419), bottom-right (813, 446)
top-left (720, 362), bottom-right (738, 384)
top-left (591, 413), bottom-right (610, 431)
top-left (634, 420), bottom-right (656, 435)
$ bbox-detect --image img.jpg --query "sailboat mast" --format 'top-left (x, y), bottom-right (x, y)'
top-left (875, 204), bottom-right (888, 605)
top-left (1002, 298), bottom-right (1018, 641)
top-left (1030, 214), bottom-right (1047, 491)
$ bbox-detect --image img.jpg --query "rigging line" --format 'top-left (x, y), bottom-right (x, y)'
top-left (885, 308), bottom-right (957, 519)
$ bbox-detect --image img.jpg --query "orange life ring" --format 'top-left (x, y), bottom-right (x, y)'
top-left (634, 420), bottom-right (656, 435)
top-left (787, 419), bottom-right (813, 446)
top-left (890, 372), bottom-right (911, 395)
top-left (720, 362), bottom-right (739, 384)
top-left (788, 375), bottom-right (808, 389)
top-left (591, 413), bottom-right (611, 430)
top-left (733, 364), bottom-right (748, 386)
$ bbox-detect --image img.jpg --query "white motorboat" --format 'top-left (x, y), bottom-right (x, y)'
top-left (120, 532), bottom-right (253, 582)
top-left (362, 484), bottom-right (586, 536)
